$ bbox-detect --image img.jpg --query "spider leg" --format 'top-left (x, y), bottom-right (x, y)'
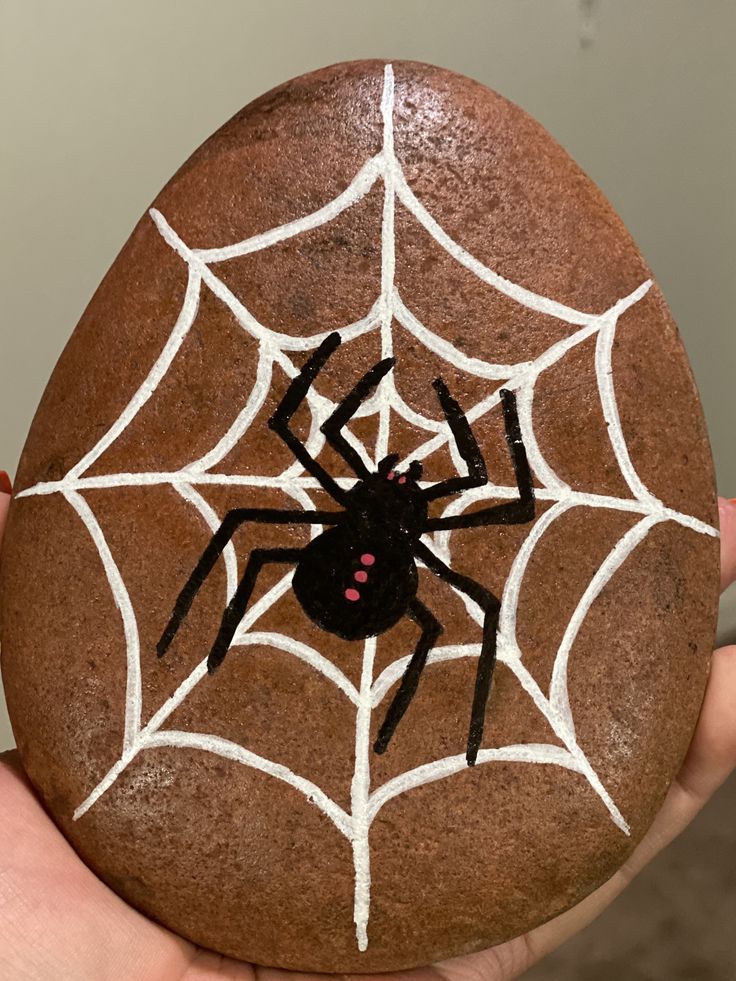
top-left (414, 541), bottom-right (500, 765)
top-left (373, 597), bottom-right (443, 754)
top-left (268, 332), bottom-right (347, 502)
top-left (425, 388), bottom-right (535, 530)
top-left (320, 355), bottom-right (396, 479)
top-left (207, 547), bottom-right (303, 673)
top-left (422, 377), bottom-right (488, 502)
top-left (157, 507), bottom-right (338, 658)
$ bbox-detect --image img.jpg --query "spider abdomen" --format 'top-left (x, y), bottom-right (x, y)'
top-left (292, 526), bottom-right (418, 641)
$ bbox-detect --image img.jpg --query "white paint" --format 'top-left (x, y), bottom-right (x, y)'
top-left (147, 729), bottom-right (352, 836)
top-left (194, 156), bottom-right (383, 264)
top-left (64, 489), bottom-right (142, 754)
top-left (18, 61), bottom-right (716, 950)
top-left (393, 288), bottom-right (529, 379)
top-left (233, 632), bottom-right (360, 705)
top-left (176, 481), bottom-right (239, 603)
top-left (187, 348), bottom-right (273, 473)
top-left (67, 264), bottom-right (202, 481)
top-left (550, 513), bottom-right (662, 738)
top-left (376, 64), bottom-right (397, 463)
top-left (368, 744), bottom-right (581, 821)
top-left (350, 636), bottom-right (377, 952)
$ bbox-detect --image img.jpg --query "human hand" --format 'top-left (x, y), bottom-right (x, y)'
top-left (1, 475), bottom-right (734, 980)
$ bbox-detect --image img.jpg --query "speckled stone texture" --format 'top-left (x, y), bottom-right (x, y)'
top-left (0, 60), bottom-right (721, 972)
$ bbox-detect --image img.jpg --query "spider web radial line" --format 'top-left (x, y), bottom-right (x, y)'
top-left (375, 64), bottom-right (397, 465)
top-left (19, 473), bottom-right (716, 539)
top-left (351, 636), bottom-right (377, 952)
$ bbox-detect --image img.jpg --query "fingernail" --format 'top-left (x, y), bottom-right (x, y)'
top-left (0, 471), bottom-right (11, 496)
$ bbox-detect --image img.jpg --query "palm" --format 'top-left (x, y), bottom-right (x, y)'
top-left (1, 490), bottom-right (735, 981)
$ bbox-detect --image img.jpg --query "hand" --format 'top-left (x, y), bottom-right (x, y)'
top-left (1, 480), bottom-right (734, 980)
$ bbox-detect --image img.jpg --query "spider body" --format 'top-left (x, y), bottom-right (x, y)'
top-left (293, 524), bottom-right (419, 641)
top-left (292, 462), bottom-right (427, 639)
top-left (157, 331), bottom-right (535, 764)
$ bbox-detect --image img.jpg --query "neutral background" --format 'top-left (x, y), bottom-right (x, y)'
top-left (1, 1), bottom-right (734, 977)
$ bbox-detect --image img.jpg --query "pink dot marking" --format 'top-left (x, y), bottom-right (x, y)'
top-left (398, 475), bottom-right (407, 484)
top-left (354, 570), bottom-right (368, 583)
top-left (387, 471), bottom-right (395, 480)
top-left (345, 588), bottom-right (361, 602)
top-left (360, 553), bottom-right (375, 566)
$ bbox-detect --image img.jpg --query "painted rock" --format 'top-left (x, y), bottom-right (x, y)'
top-left (0, 60), bottom-right (720, 972)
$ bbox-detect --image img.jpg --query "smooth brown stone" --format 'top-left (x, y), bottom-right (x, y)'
top-left (0, 60), bottom-right (720, 972)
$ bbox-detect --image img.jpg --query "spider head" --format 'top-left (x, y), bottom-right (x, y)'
top-left (377, 456), bottom-right (423, 488)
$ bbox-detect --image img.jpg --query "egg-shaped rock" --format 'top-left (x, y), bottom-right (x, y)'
top-left (0, 60), bottom-right (720, 971)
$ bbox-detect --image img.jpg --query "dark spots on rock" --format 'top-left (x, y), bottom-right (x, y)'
top-left (289, 292), bottom-right (315, 322)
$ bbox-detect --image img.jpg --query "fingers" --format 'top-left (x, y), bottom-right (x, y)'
top-left (0, 471), bottom-right (10, 543)
top-left (718, 497), bottom-right (736, 592)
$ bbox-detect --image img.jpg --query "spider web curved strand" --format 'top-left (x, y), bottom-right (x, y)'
top-left (549, 512), bottom-right (663, 739)
top-left (497, 499), bottom-right (576, 657)
top-left (193, 155), bottom-right (384, 264)
top-left (66, 264), bottom-right (202, 482)
top-left (146, 729), bottom-right (352, 837)
top-left (392, 289), bottom-right (529, 379)
top-left (515, 385), bottom-right (571, 492)
top-left (187, 347), bottom-right (273, 473)
top-left (595, 316), bottom-right (660, 507)
top-left (367, 744), bottom-right (581, 822)
top-left (401, 279), bottom-right (653, 470)
top-left (371, 643), bottom-right (486, 706)
top-left (393, 168), bottom-right (605, 328)
top-left (176, 481), bottom-right (239, 603)
top-left (64, 489), bottom-right (142, 753)
top-left (232, 632), bottom-right (360, 705)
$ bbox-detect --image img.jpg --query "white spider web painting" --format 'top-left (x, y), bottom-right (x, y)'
top-left (19, 64), bottom-right (717, 952)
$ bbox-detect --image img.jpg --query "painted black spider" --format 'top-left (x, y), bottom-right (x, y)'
top-left (157, 332), bottom-right (535, 764)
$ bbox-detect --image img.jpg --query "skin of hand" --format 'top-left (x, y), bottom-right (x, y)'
top-left (0, 481), bottom-right (734, 981)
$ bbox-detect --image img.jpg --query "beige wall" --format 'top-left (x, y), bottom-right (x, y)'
top-left (1, 0), bottom-right (734, 754)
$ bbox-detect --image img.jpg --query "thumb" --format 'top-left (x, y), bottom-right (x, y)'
top-left (719, 497), bottom-right (736, 592)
